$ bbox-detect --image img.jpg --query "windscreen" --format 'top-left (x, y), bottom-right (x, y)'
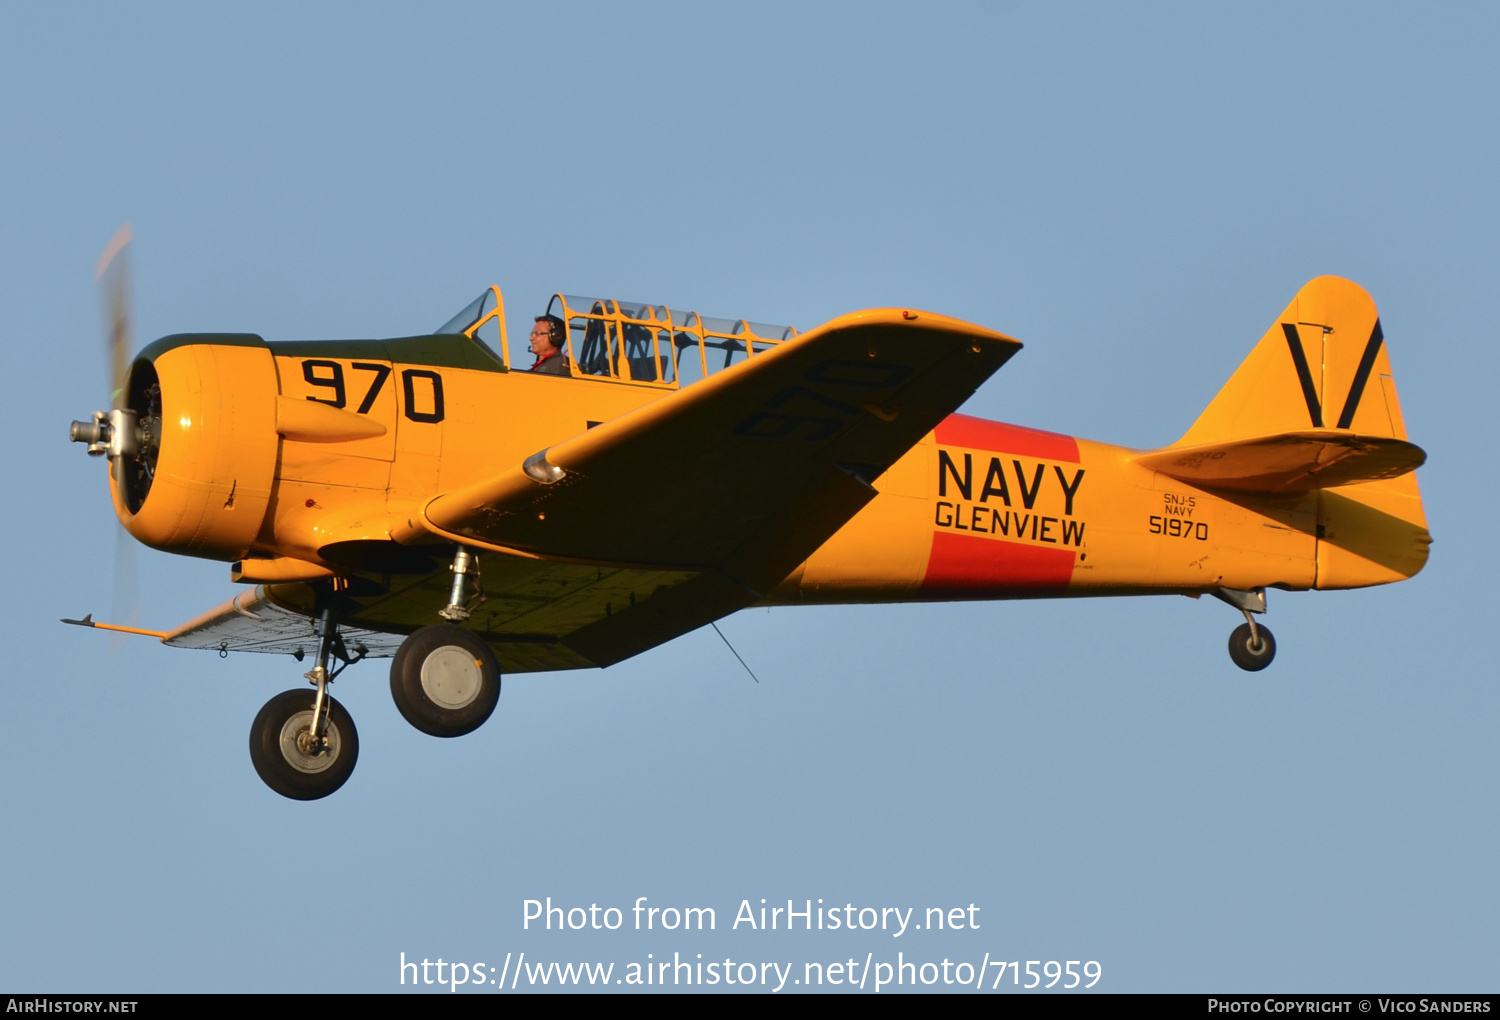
top-left (434, 290), bottom-right (495, 336)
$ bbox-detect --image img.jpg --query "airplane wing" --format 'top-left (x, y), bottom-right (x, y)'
top-left (409, 308), bottom-right (1020, 667)
top-left (423, 309), bottom-right (1017, 572)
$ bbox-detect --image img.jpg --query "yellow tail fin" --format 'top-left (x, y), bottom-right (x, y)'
top-left (1180, 275), bottom-right (1407, 445)
top-left (1176, 276), bottom-right (1431, 588)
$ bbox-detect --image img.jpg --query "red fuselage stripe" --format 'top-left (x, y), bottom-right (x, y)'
top-left (933, 413), bottom-right (1081, 463)
top-left (923, 531), bottom-right (1076, 592)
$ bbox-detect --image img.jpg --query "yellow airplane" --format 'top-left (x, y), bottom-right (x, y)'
top-left (67, 237), bottom-right (1430, 800)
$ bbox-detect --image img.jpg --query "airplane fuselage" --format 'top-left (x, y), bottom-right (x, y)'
top-left (124, 332), bottom-right (1425, 611)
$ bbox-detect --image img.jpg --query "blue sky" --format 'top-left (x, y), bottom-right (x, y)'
top-left (1, 2), bottom-right (1495, 992)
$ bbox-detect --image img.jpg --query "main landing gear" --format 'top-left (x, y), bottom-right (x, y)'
top-left (249, 605), bottom-right (363, 800)
top-left (1215, 587), bottom-right (1275, 671)
top-left (391, 545), bottom-right (501, 737)
top-left (247, 545), bottom-right (500, 799)
top-left (390, 625), bottom-right (501, 737)
top-left (246, 546), bottom-right (501, 798)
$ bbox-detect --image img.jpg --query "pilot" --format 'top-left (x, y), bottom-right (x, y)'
top-left (528, 315), bottom-right (571, 376)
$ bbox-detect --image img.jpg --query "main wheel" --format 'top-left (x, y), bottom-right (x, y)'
top-left (1228, 622), bottom-right (1276, 671)
top-left (390, 625), bottom-right (501, 737)
top-left (249, 689), bottom-right (359, 800)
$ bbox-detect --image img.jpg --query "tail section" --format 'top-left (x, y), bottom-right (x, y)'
top-left (1160, 276), bottom-right (1431, 588)
top-left (1178, 275), bottom-right (1406, 446)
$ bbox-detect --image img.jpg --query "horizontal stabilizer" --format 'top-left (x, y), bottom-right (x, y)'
top-left (1135, 430), bottom-right (1426, 494)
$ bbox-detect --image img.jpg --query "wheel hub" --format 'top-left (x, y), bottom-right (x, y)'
top-left (279, 710), bottom-right (341, 773)
top-left (420, 646), bottom-right (485, 710)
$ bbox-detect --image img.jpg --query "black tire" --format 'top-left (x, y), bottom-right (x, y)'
top-left (390, 625), bottom-right (501, 737)
top-left (249, 689), bottom-right (359, 800)
top-left (1228, 622), bottom-right (1276, 671)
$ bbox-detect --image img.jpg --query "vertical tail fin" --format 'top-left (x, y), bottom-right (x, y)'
top-left (1179, 276), bottom-right (1406, 446)
top-left (1177, 276), bottom-right (1430, 588)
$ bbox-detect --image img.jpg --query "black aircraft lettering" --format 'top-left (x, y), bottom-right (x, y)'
top-left (351, 362), bottom-right (392, 414)
top-left (303, 359), bottom-right (346, 408)
top-left (1284, 319), bottom-right (1387, 430)
top-left (1053, 466), bottom-right (1084, 515)
top-left (1013, 460), bottom-right (1045, 510)
top-left (401, 369), bottom-right (445, 424)
top-left (1336, 320), bottom-right (1385, 430)
top-left (980, 457), bottom-right (1011, 505)
top-left (934, 500), bottom-right (1088, 547)
top-left (1283, 323), bottom-right (1324, 428)
top-left (938, 451), bottom-right (972, 500)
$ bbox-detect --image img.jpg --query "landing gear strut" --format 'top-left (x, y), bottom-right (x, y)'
top-left (249, 604), bottom-right (363, 799)
top-left (1215, 587), bottom-right (1275, 671)
top-left (439, 545), bottom-right (477, 622)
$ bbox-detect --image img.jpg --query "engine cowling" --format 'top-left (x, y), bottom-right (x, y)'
top-left (112, 334), bottom-right (279, 561)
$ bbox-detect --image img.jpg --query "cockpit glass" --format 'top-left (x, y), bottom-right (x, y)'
top-left (744, 321), bottom-right (798, 342)
top-left (541, 294), bottom-right (798, 386)
top-left (436, 289), bottom-right (797, 384)
top-left (434, 290), bottom-right (495, 335)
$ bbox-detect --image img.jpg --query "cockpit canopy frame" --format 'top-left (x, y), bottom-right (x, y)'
top-left (435, 286), bottom-right (798, 388)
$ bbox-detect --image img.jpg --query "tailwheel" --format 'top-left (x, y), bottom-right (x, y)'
top-left (1228, 622), bottom-right (1276, 671)
top-left (249, 689), bottom-right (359, 800)
top-left (390, 625), bottom-right (501, 737)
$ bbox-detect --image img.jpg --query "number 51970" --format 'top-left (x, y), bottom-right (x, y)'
top-left (1149, 515), bottom-right (1208, 540)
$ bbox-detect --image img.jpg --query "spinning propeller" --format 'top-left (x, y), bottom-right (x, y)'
top-left (98, 223), bottom-right (133, 411)
top-left (70, 223), bottom-right (142, 643)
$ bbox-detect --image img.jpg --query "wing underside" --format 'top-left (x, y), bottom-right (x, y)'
top-left (163, 586), bottom-right (408, 658)
top-left (164, 558), bottom-right (713, 674)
